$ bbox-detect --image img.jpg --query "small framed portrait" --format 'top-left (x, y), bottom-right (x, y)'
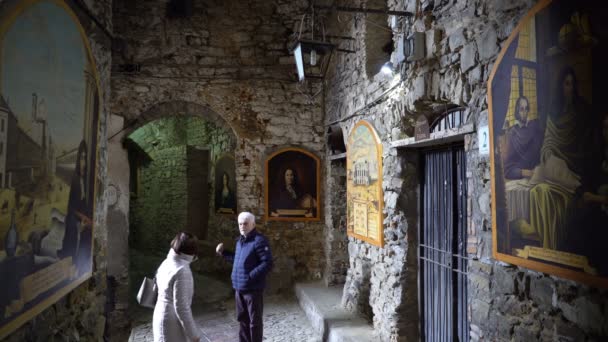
top-left (265, 148), bottom-right (321, 221)
top-left (214, 154), bottom-right (237, 215)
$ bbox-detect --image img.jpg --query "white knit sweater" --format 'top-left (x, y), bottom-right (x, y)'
top-left (152, 249), bottom-right (201, 342)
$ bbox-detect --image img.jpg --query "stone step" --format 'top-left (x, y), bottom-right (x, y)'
top-left (294, 282), bottom-right (375, 342)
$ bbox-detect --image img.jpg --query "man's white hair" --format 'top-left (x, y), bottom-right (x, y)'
top-left (238, 211), bottom-right (256, 225)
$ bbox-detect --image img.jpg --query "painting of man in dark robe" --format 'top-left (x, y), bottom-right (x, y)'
top-left (265, 149), bottom-right (320, 221)
top-left (503, 96), bottom-right (543, 180)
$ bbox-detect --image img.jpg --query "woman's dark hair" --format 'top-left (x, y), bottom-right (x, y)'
top-left (171, 231), bottom-right (199, 256)
top-left (555, 66), bottom-right (580, 112)
top-left (514, 96), bottom-right (529, 123)
top-left (282, 167), bottom-right (298, 188)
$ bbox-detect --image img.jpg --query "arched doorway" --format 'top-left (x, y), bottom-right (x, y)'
top-left (105, 101), bottom-right (237, 337)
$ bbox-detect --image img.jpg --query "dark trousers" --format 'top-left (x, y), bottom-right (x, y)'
top-left (235, 290), bottom-right (264, 342)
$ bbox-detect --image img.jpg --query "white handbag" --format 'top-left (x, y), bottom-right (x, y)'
top-left (136, 277), bottom-right (157, 308)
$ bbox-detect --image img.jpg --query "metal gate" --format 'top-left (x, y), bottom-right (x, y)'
top-left (419, 146), bottom-right (468, 342)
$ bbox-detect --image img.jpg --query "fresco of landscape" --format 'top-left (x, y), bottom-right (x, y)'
top-left (0, 0), bottom-right (99, 336)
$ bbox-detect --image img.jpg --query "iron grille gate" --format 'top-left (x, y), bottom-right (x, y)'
top-left (419, 146), bottom-right (468, 342)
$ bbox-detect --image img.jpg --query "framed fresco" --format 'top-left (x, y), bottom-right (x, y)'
top-left (265, 148), bottom-right (320, 221)
top-left (0, 0), bottom-right (101, 337)
top-left (347, 121), bottom-right (384, 247)
top-left (215, 153), bottom-right (237, 215)
top-left (489, 0), bottom-right (608, 288)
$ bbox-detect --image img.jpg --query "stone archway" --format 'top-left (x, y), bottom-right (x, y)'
top-left (120, 100), bottom-right (237, 140)
top-left (105, 100), bottom-right (237, 338)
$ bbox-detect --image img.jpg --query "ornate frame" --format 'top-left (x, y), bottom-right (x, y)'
top-left (346, 120), bottom-right (384, 247)
top-left (489, 0), bottom-right (608, 288)
top-left (0, 0), bottom-right (102, 338)
top-left (264, 147), bottom-right (321, 222)
top-left (214, 153), bottom-right (237, 215)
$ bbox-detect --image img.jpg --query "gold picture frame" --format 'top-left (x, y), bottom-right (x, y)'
top-left (214, 153), bottom-right (237, 215)
top-left (264, 148), bottom-right (321, 222)
top-left (489, 0), bottom-right (608, 288)
top-left (0, 0), bottom-right (102, 337)
top-left (346, 121), bottom-right (384, 247)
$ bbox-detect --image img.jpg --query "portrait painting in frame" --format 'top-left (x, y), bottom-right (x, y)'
top-left (0, 0), bottom-right (101, 337)
top-left (489, 0), bottom-right (608, 288)
top-left (346, 121), bottom-right (384, 247)
top-left (265, 148), bottom-right (320, 221)
top-left (214, 153), bottom-right (237, 215)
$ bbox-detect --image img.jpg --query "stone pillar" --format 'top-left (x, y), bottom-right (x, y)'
top-left (105, 114), bottom-right (131, 340)
top-left (323, 158), bottom-right (348, 286)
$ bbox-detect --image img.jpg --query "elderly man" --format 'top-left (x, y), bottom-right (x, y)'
top-left (216, 212), bottom-right (273, 342)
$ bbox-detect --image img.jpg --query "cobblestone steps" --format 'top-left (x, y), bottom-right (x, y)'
top-left (295, 282), bottom-right (375, 342)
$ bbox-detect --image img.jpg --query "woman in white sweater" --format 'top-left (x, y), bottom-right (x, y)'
top-left (153, 232), bottom-right (202, 342)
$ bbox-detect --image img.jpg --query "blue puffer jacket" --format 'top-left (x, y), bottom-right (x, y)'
top-left (222, 229), bottom-right (273, 291)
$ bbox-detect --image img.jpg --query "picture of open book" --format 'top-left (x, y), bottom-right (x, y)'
top-left (529, 155), bottom-right (581, 193)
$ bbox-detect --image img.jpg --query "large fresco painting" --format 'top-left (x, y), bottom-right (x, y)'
top-left (0, 0), bottom-right (100, 337)
top-left (490, 0), bottom-right (608, 287)
top-left (347, 121), bottom-right (383, 247)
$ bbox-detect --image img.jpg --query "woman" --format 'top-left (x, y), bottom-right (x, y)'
top-left (153, 232), bottom-right (202, 342)
top-left (58, 140), bottom-right (91, 268)
top-left (528, 66), bottom-right (602, 250)
top-left (216, 172), bottom-right (236, 212)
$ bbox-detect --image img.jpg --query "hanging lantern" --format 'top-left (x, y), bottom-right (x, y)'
top-left (289, 5), bottom-right (335, 81)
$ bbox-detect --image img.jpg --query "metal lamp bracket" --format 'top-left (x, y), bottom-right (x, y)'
top-left (313, 4), bottom-right (414, 18)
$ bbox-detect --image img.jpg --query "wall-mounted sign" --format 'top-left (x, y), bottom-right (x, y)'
top-left (106, 184), bottom-right (120, 207)
top-left (0, 0), bottom-right (101, 337)
top-left (347, 121), bottom-right (384, 247)
top-left (489, 0), bottom-right (608, 288)
top-left (478, 125), bottom-right (489, 155)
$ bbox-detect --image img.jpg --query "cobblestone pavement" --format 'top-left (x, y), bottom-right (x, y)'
top-left (128, 295), bottom-right (321, 342)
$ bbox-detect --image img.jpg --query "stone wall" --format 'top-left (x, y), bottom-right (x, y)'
top-left (323, 158), bottom-right (348, 286)
top-left (323, 0), bottom-right (419, 339)
top-left (130, 145), bottom-right (188, 251)
top-left (324, 0), bottom-right (608, 340)
top-left (106, 114), bottom-right (131, 340)
top-left (127, 116), bottom-right (236, 253)
top-left (0, 0), bottom-right (112, 340)
top-left (111, 0), bottom-right (327, 294)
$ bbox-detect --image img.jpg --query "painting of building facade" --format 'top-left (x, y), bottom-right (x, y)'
top-left (347, 121), bottom-right (383, 247)
top-left (265, 148), bottom-right (320, 221)
top-left (0, 0), bottom-right (100, 337)
top-left (490, 0), bottom-right (608, 287)
top-left (214, 154), bottom-right (236, 215)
